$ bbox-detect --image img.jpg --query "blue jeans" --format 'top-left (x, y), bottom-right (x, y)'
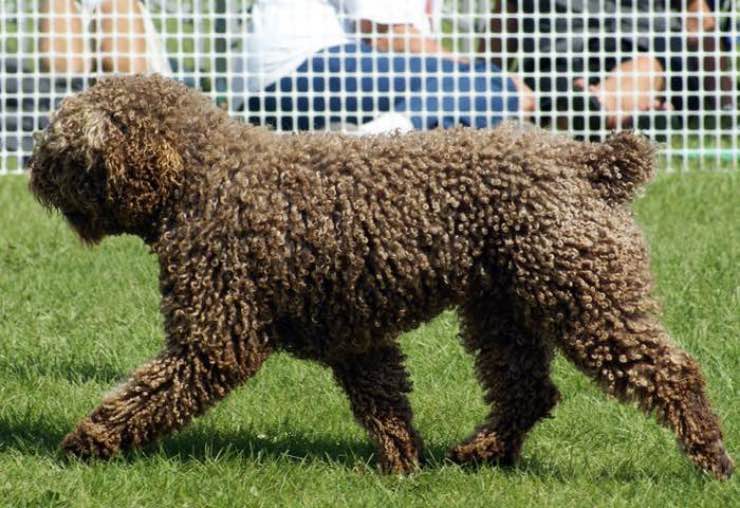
top-left (245, 43), bottom-right (519, 131)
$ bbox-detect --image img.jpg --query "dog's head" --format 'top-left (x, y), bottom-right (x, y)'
top-left (28, 75), bottom-right (201, 244)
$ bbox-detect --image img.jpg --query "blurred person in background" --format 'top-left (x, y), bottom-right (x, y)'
top-left (484, 0), bottom-right (732, 135)
top-left (39, 0), bottom-right (170, 74)
top-left (2, 1), bottom-right (169, 161)
top-left (236, 0), bottom-right (535, 133)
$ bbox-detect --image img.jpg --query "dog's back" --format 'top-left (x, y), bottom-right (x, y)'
top-left (181, 125), bottom-right (651, 360)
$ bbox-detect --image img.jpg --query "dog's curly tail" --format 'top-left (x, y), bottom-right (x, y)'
top-left (581, 131), bottom-right (657, 206)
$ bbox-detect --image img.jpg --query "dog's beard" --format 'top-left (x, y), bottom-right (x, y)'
top-left (74, 227), bottom-right (105, 246)
top-left (65, 211), bottom-right (106, 246)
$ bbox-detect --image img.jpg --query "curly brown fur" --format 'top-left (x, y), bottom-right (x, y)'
top-left (28, 75), bottom-right (732, 479)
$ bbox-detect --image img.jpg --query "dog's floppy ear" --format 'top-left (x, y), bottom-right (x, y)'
top-left (62, 95), bottom-right (126, 162)
top-left (81, 106), bottom-right (122, 154)
top-left (53, 95), bottom-right (181, 187)
top-left (29, 97), bottom-right (126, 210)
top-left (97, 106), bottom-right (185, 236)
top-left (104, 128), bottom-right (184, 189)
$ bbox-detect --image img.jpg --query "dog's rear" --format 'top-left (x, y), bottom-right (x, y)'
top-left (429, 126), bottom-right (733, 480)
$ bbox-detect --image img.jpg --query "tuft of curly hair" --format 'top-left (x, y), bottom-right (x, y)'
top-left (29, 74), bottom-right (732, 479)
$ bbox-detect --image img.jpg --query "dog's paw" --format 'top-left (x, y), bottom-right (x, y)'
top-left (447, 431), bottom-right (519, 467)
top-left (695, 440), bottom-right (735, 481)
top-left (376, 429), bottom-right (423, 474)
top-left (377, 445), bottom-right (422, 474)
top-left (61, 419), bottom-right (121, 461)
top-left (710, 451), bottom-right (735, 481)
top-left (379, 451), bottom-right (421, 475)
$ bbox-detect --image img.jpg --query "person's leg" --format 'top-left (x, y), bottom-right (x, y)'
top-left (686, 0), bottom-right (717, 44)
top-left (521, 11), bottom-right (670, 131)
top-left (508, 76), bottom-right (535, 115)
top-left (261, 43), bottom-right (527, 131)
top-left (392, 57), bottom-right (522, 129)
top-left (520, 26), bottom-right (587, 129)
top-left (479, 0), bottom-right (519, 69)
top-left (97, 0), bottom-right (148, 73)
top-left (256, 43), bottom-right (416, 131)
top-left (39, 0), bottom-right (88, 73)
top-left (251, 44), bottom-right (392, 131)
top-left (682, 3), bottom-right (732, 112)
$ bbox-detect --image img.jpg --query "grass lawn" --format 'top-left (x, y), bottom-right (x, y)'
top-left (0, 173), bottom-right (738, 507)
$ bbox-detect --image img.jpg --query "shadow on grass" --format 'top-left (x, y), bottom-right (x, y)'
top-left (0, 415), bottom-right (68, 455)
top-left (0, 414), bottom-right (415, 470)
top-left (0, 411), bottom-right (453, 472)
top-left (0, 414), bottom-right (686, 482)
top-left (155, 427), bottom-right (384, 469)
top-left (0, 356), bottom-right (125, 385)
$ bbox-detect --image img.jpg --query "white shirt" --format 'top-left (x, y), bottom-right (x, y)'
top-left (244, 0), bottom-right (442, 92)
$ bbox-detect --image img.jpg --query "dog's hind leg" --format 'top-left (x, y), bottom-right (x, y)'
top-left (524, 210), bottom-right (733, 479)
top-left (61, 334), bottom-right (272, 460)
top-left (557, 311), bottom-right (734, 479)
top-left (331, 345), bottom-right (423, 473)
top-left (448, 294), bottom-right (560, 466)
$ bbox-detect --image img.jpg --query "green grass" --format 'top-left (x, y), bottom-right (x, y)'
top-left (0, 174), bottom-right (738, 507)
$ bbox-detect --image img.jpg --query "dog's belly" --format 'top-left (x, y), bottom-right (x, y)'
top-left (272, 279), bottom-right (463, 362)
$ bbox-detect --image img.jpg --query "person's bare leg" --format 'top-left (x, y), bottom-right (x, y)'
top-left (98, 0), bottom-right (149, 73)
top-left (510, 76), bottom-right (536, 116)
top-left (39, 0), bottom-right (88, 73)
top-left (686, 0), bottom-right (716, 45)
top-left (684, 1), bottom-right (729, 107)
top-left (575, 56), bottom-right (667, 128)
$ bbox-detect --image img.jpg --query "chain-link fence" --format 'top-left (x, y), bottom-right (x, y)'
top-left (2, 0), bottom-right (738, 172)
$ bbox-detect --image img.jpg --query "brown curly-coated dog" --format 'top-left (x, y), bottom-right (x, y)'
top-left (28, 75), bottom-right (732, 479)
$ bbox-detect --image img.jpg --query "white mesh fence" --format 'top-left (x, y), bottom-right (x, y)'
top-left (1, 0), bottom-right (738, 173)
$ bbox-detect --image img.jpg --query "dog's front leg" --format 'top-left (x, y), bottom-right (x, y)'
top-left (62, 339), bottom-right (271, 460)
top-left (448, 294), bottom-right (560, 467)
top-left (331, 345), bottom-right (423, 474)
